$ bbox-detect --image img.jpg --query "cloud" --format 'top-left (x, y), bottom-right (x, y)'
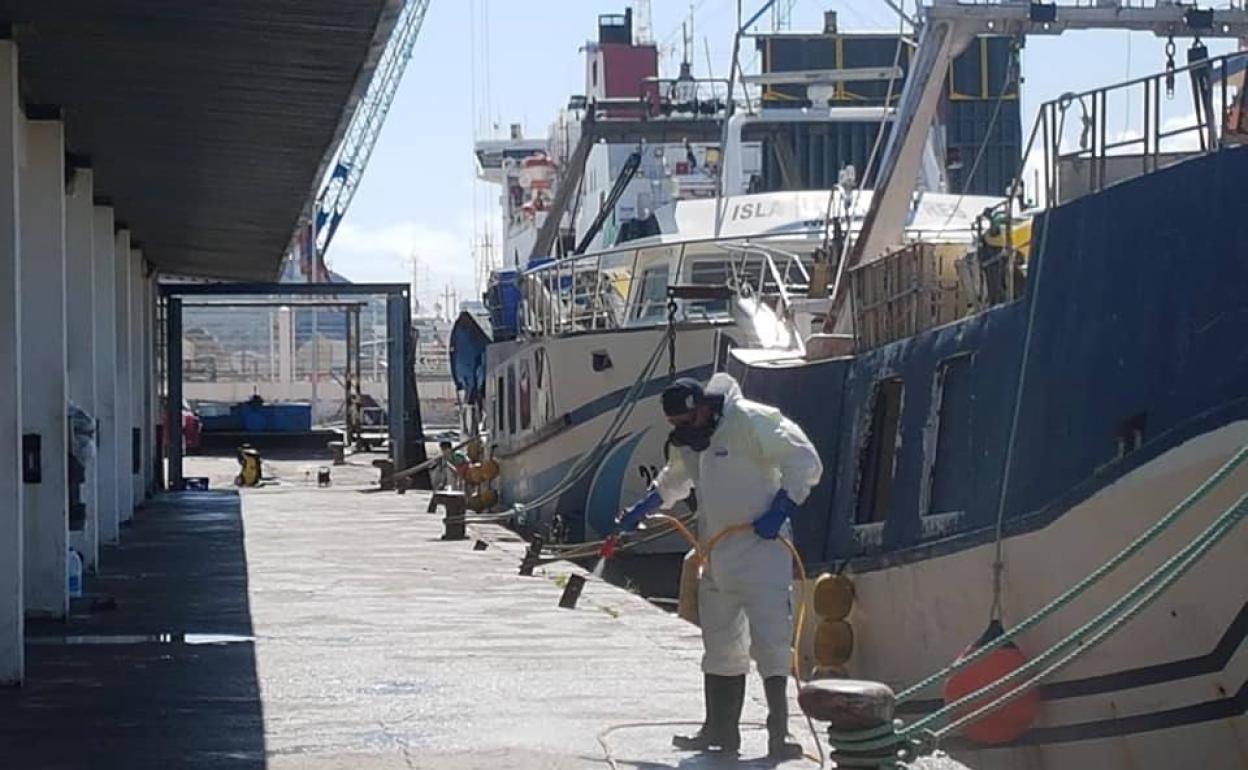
top-left (326, 218), bottom-right (482, 311)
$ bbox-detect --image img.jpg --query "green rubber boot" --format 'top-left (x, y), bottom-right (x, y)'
top-left (764, 676), bottom-right (804, 761)
top-left (672, 674), bottom-right (745, 754)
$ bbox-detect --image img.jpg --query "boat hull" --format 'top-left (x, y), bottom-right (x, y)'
top-left (732, 147), bottom-right (1248, 767)
top-left (486, 323), bottom-right (745, 550)
top-left (847, 421), bottom-right (1248, 768)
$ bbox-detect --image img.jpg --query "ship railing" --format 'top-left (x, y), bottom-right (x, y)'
top-left (1017, 50), bottom-right (1248, 209)
top-left (520, 250), bottom-right (633, 336)
top-left (517, 234), bottom-right (822, 338)
top-left (714, 241), bottom-right (813, 320)
top-left (639, 75), bottom-right (733, 120)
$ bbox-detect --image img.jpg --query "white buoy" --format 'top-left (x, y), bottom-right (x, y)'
top-left (67, 547), bottom-right (83, 599)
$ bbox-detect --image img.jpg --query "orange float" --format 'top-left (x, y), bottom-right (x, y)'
top-left (942, 620), bottom-right (1041, 745)
top-left (466, 488), bottom-right (498, 512)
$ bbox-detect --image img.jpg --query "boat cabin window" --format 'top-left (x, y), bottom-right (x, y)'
top-left (495, 375), bottom-right (504, 437)
top-left (519, 359), bottom-right (532, 431)
top-left (928, 356), bottom-right (974, 516)
top-left (686, 259), bottom-right (731, 317)
top-left (855, 377), bottom-right (904, 525)
top-left (632, 265), bottom-right (669, 322)
top-left (506, 365), bottom-right (517, 436)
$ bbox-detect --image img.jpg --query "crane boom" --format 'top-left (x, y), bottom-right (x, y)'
top-left (314, 0), bottom-right (432, 258)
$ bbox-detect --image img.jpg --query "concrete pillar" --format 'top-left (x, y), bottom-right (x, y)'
top-left (129, 247), bottom-right (144, 506)
top-left (0, 38), bottom-right (24, 685)
top-left (92, 204), bottom-right (117, 545)
top-left (19, 113), bottom-right (67, 619)
top-left (65, 163), bottom-right (97, 570)
top-left (278, 306), bottom-right (293, 384)
top-left (141, 272), bottom-right (155, 496)
top-left (113, 227), bottom-right (132, 523)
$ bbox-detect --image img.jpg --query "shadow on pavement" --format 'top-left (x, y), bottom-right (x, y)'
top-left (0, 490), bottom-right (265, 768)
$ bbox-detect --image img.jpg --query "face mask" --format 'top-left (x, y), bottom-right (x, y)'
top-left (669, 425), bottom-right (712, 452)
top-left (668, 410), bottom-right (720, 452)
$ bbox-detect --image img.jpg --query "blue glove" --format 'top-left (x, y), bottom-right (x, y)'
top-left (753, 489), bottom-right (797, 539)
top-left (617, 489), bottom-right (662, 532)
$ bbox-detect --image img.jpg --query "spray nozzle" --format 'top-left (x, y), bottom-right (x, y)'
top-left (598, 534), bottom-right (619, 560)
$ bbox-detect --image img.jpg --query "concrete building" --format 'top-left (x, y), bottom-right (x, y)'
top-left (0, 1), bottom-right (409, 685)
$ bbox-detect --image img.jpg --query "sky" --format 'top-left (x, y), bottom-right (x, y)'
top-left (325, 0), bottom-right (1234, 316)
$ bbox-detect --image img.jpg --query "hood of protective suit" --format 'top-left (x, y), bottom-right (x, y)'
top-left (655, 371), bottom-right (822, 542)
top-left (702, 372), bottom-right (743, 406)
top-left (666, 373), bottom-right (742, 452)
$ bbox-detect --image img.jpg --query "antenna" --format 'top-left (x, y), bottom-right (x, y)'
top-left (773, 0), bottom-right (794, 32)
top-left (635, 0), bottom-right (654, 45)
top-left (408, 250), bottom-right (421, 316)
top-left (684, 4), bottom-right (695, 66)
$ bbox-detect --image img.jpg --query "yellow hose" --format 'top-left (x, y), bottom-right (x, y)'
top-left (647, 514), bottom-right (810, 683)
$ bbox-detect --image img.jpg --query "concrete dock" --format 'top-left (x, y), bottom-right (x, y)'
top-left (0, 456), bottom-right (817, 768)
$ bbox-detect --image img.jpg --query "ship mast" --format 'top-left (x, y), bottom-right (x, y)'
top-left (826, 0), bottom-right (1248, 332)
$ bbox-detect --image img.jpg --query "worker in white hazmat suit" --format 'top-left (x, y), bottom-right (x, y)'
top-left (617, 373), bottom-right (822, 758)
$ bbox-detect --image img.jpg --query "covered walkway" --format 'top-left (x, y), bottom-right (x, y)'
top-left (2, 490), bottom-right (262, 766)
top-left (0, 2), bottom-right (404, 685)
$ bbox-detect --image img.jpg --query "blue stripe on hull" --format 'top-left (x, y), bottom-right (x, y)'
top-left (500, 364), bottom-right (713, 543)
top-left (1005, 679), bottom-right (1246, 746)
top-left (565, 363), bottom-right (714, 429)
top-left (898, 601), bottom-right (1248, 714)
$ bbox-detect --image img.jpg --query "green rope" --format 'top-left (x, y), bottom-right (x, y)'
top-left (897, 441), bottom-right (1248, 702)
top-left (901, 490), bottom-right (1248, 736)
top-left (935, 495), bottom-right (1248, 739)
top-left (823, 720), bottom-right (932, 768)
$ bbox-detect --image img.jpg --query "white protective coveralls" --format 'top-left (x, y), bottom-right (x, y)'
top-left (654, 373), bottom-right (822, 678)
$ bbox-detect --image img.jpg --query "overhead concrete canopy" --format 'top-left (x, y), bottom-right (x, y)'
top-left (0, 1), bottom-right (402, 280)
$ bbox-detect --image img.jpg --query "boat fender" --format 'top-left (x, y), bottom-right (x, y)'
top-left (942, 619), bottom-right (1040, 745)
top-left (813, 573), bottom-right (855, 620)
top-left (813, 619), bottom-right (855, 667)
top-left (466, 488), bottom-right (498, 512)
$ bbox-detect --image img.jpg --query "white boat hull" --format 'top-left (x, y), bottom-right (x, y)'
top-left (487, 323), bottom-right (752, 551)
top-left (837, 421), bottom-right (1248, 768)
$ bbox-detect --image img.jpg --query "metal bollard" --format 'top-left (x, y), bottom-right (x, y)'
top-left (431, 492), bottom-right (466, 541)
top-left (518, 534), bottom-right (544, 576)
top-left (558, 574), bottom-right (587, 609)
top-left (372, 458), bottom-right (395, 491)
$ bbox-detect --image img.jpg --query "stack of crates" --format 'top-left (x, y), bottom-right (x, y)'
top-left (849, 242), bottom-right (973, 349)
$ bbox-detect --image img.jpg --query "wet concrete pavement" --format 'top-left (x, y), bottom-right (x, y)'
top-left (0, 454), bottom-right (818, 768)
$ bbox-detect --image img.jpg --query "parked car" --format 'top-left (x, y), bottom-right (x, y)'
top-left (159, 397), bottom-right (201, 454)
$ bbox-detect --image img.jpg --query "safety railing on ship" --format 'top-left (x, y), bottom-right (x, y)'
top-left (1019, 50), bottom-right (1248, 209)
top-left (517, 233), bottom-right (822, 338)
